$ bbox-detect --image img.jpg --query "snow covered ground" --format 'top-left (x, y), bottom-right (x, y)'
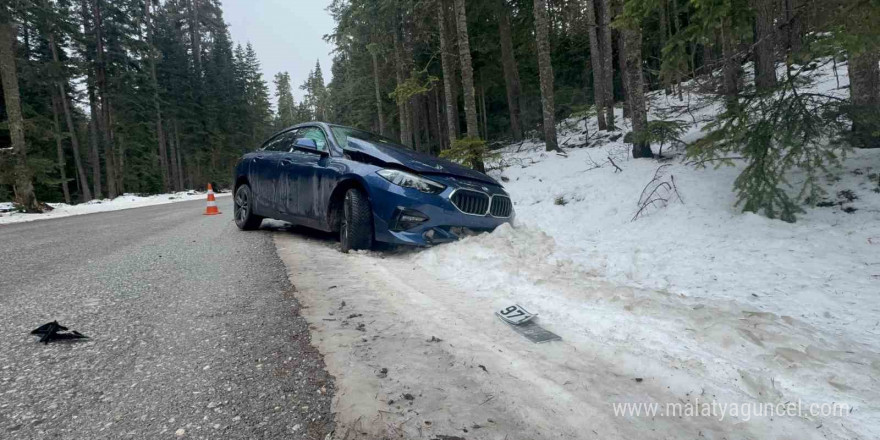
top-left (277, 59), bottom-right (878, 439)
top-left (391, 61), bottom-right (879, 438)
top-left (0, 191), bottom-right (230, 225)
top-left (396, 140), bottom-right (879, 439)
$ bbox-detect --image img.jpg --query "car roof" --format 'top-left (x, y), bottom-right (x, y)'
top-left (283, 121), bottom-right (334, 131)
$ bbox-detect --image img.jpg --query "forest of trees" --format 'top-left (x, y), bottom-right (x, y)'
top-left (2, 0), bottom-right (879, 221)
top-left (0, 0), bottom-right (329, 211)
top-left (324, 0), bottom-right (879, 221)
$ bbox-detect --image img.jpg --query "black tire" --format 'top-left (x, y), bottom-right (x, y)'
top-left (234, 184), bottom-right (263, 230)
top-left (340, 187), bottom-right (373, 253)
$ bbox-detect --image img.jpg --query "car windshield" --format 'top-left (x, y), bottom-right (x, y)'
top-left (330, 126), bottom-right (403, 149)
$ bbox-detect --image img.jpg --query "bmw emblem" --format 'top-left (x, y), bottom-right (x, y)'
top-left (482, 186), bottom-right (489, 191)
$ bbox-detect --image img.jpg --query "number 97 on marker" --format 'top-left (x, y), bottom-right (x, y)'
top-left (496, 304), bottom-right (536, 325)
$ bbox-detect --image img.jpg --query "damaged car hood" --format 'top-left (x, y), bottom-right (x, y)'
top-left (344, 138), bottom-right (499, 186)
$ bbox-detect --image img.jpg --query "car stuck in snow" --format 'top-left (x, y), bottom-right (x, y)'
top-left (233, 123), bottom-right (514, 251)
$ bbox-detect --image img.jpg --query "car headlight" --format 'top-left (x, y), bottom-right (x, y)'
top-left (376, 169), bottom-right (446, 194)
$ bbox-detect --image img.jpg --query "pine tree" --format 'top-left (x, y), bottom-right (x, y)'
top-left (497, 0), bottom-right (523, 141)
top-left (300, 61), bottom-right (327, 122)
top-left (275, 71), bottom-right (296, 128)
top-left (533, 0), bottom-right (559, 152)
top-left (242, 43), bottom-right (272, 143)
top-left (438, 0), bottom-right (458, 147)
top-left (751, 0), bottom-right (777, 91)
top-left (453, 0), bottom-right (480, 140)
top-left (585, 0), bottom-right (608, 130)
top-left (618, 8), bottom-right (651, 158)
top-left (1, 10), bottom-right (39, 211)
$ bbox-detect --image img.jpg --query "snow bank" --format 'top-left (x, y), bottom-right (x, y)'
top-left (0, 191), bottom-right (229, 225)
top-left (398, 61), bottom-right (880, 438)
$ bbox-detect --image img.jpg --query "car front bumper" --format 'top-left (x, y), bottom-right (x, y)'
top-left (364, 174), bottom-right (513, 246)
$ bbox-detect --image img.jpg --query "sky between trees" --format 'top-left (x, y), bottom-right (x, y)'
top-left (222, 0), bottom-right (335, 103)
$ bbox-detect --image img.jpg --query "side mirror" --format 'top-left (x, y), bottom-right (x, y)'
top-left (295, 138), bottom-right (318, 149)
top-left (293, 138), bottom-right (328, 156)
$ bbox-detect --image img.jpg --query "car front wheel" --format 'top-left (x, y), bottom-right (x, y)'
top-left (234, 184), bottom-right (263, 230)
top-left (340, 188), bottom-right (373, 253)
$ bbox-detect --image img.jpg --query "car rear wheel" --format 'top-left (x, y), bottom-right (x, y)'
top-left (340, 188), bottom-right (373, 253)
top-left (234, 184), bottom-right (263, 230)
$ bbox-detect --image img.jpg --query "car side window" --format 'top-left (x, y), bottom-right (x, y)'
top-left (263, 131), bottom-right (296, 152)
top-left (295, 127), bottom-right (328, 152)
top-left (260, 135), bottom-right (280, 151)
top-left (263, 134), bottom-right (285, 151)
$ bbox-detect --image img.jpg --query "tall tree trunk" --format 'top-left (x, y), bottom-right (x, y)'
top-left (438, 0), bottom-right (459, 146)
top-left (370, 47), bottom-right (386, 136)
top-left (585, 0), bottom-right (607, 130)
top-left (670, 0), bottom-right (684, 99)
top-left (145, 0), bottom-right (170, 191)
top-left (849, 50), bottom-right (880, 148)
top-left (174, 119), bottom-right (185, 190)
top-left (659, 0), bottom-right (670, 94)
top-left (413, 94), bottom-right (423, 152)
top-left (403, 18), bottom-right (419, 151)
top-left (702, 42), bottom-right (713, 75)
top-left (479, 79), bottom-right (489, 139)
top-left (392, 14), bottom-right (411, 147)
top-left (614, 0), bottom-right (628, 118)
top-left (432, 86), bottom-right (444, 152)
top-left (424, 93), bottom-right (436, 153)
top-left (497, 0), bottom-right (523, 141)
top-left (450, 63), bottom-right (461, 137)
top-left (0, 21), bottom-right (39, 211)
top-left (165, 128), bottom-right (176, 191)
top-left (453, 0), bottom-right (480, 139)
top-left (751, 0), bottom-right (778, 91)
top-left (533, 0), bottom-right (560, 151)
top-left (91, 0), bottom-right (117, 198)
top-left (188, 0), bottom-right (202, 84)
top-left (88, 117), bottom-right (102, 199)
top-left (50, 32), bottom-right (91, 201)
top-left (621, 22), bottom-right (652, 158)
top-left (80, 0), bottom-right (102, 199)
top-left (720, 17), bottom-right (740, 100)
top-left (783, 0), bottom-right (803, 57)
top-left (598, 0), bottom-right (615, 129)
top-left (51, 94), bottom-right (72, 203)
top-left (115, 123), bottom-right (124, 194)
top-left (617, 29), bottom-right (629, 119)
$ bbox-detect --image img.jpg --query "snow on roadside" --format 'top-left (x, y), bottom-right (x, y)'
top-left (0, 191), bottom-right (230, 225)
top-left (397, 61), bottom-right (880, 438)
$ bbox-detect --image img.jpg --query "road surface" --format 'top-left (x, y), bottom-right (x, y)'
top-left (0, 198), bottom-right (334, 439)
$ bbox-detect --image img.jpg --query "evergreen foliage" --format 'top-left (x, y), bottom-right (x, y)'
top-left (440, 136), bottom-right (494, 173)
top-left (2, 0), bottom-right (879, 223)
top-left (0, 0), bottom-right (276, 203)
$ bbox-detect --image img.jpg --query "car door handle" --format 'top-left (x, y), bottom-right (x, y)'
top-left (280, 158), bottom-right (294, 165)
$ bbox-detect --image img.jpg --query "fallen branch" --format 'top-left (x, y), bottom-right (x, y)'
top-left (684, 156), bottom-right (746, 167)
top-left (632, 164), bottom-right (683, 221)
top-left (637, 164), bottom-right (672, 204)
top-left (608, 156), bottom-right (623, 173)
top-left (670, 175), bottom-right (684, 203)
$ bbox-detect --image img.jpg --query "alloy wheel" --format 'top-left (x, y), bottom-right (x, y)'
top-left (235, 189), bottom-right (249, 225)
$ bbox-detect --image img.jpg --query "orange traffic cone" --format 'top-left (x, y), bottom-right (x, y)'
top-left (203, 184), bottom-right (221, 215)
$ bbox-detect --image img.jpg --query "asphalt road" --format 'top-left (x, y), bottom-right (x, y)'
top-left (0, 198), bottom-right (334, 439)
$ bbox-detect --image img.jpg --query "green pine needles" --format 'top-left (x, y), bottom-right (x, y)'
top-left (439, 137), bottom-right (497, 173)
top-left (688, 60), bottom-right (850, 222)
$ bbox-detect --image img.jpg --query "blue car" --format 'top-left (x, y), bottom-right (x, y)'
top-left (233, 122), bottom-right (514, 251)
